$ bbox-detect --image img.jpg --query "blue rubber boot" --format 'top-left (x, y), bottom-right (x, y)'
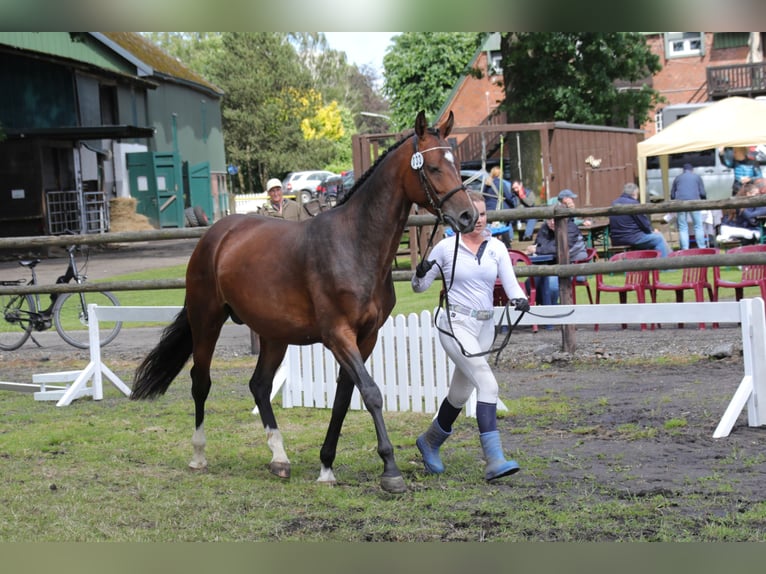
top-left (416, 420), bottom-right (451, 474)
top-left (480, 430), bottom-right (520, 481)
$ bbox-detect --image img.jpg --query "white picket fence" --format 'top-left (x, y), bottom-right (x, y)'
top-left (19, 299), bottom-right (766, 439)
top-left (275, 310), bottom-right (471, 415)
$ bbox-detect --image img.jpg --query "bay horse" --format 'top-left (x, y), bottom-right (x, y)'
top-left (130, 111), bottom-right (477, 493)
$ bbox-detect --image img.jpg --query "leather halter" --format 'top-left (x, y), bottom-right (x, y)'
top-left (411, 134), bottom-right (466, 217)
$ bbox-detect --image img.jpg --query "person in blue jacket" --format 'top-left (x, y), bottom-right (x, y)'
top-left (720, 146), bottom-right (762, 194)
top-left (609, 182), bottom-right (670, 257)
top-left (670, 163), bottom-right (707, 249)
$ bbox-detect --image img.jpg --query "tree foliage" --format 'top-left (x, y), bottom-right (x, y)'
top-left (382, 33), bottom-right (481, 130)
top-left (500, 32), bottom-right (663, 127)
top-left (142, 32), bottom-right (389, 191)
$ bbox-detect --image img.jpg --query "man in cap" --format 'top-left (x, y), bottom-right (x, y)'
top-left (670, 163), bottom-right (707, 249)
top-left (557, 189), bottom-right (592, 227)
top-left (257, 178), bottom-right (307, 221)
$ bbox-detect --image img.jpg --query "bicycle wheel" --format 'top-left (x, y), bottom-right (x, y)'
top-left (53, 291), bottom-right (122, 349)
top-left (0, 294), bottom-right (34, 351)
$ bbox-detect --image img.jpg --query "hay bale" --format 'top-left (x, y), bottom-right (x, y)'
top-left (109, 197), bottom-right (155, 232)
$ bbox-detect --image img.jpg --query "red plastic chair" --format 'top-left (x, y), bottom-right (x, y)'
top-left (652, 248), bottom-right (718, 329)
top-left (571, 247), bottom-right (597, 305)
top-left (713, 244), bottom-right (766, 302)
top-left (595, 249), bottom-right (661, 331)
top-left (494, 249), bottom-right (537, 332)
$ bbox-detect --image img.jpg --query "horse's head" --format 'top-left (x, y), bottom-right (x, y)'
top-left (408, 111), bottom-right (477, 233)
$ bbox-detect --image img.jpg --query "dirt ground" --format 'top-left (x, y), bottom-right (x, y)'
top-left (2, 238), bottom-right (765, 525)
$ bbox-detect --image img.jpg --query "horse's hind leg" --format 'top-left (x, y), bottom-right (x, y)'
top-left (317, 366), bottom-right (355, 486)
top-left (188, 312), bottom-right (226, 471)
top-left (249, 339), bottom-right (290, 479)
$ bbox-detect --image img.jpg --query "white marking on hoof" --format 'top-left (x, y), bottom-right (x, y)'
top-left (189, 425), bottom-right (207, 470)
top-left (266, 428), bottom-right (290, 466)
top-left (316, 465), bottom-right (337, 485)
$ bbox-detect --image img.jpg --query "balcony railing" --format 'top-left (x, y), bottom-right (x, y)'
top-left (707, 62), bottom-right (766, 98)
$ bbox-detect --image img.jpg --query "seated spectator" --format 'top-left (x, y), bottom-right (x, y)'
top-left (525, 217), bottom-right (587, 310)
top-left (716, 183), bottom-right (766, 244)
top-left (609, 182), bottom-right (670, 257)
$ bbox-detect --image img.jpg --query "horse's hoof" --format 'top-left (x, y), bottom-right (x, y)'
top-left (269, 461), bottom-right (291, 479)
top-left (380, 475), bottom-right (407, 494)
top-left (188, 461), bottom-right (208, 471)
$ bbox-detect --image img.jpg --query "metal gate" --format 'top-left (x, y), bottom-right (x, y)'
top-left (45, 190), bottom-right (108, 235)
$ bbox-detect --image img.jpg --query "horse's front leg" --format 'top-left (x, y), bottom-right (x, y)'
top-left (249, 340), bottom-right (290, 479)
top-left (328, 349), bottom-right (406, 494)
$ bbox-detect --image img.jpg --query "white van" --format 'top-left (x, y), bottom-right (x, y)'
top-left (645, 147), bottom-right (734, 201)
top-left (646, 102), bottom-right (760, 201)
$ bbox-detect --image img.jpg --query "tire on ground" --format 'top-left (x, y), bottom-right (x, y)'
top-left (185, 207), bottom-right (199, 227)
top-left (192, 205), bottom-right (209, 226)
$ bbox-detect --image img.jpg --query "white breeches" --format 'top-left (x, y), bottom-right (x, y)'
top-left (437, 312), bottom-right (499, 406)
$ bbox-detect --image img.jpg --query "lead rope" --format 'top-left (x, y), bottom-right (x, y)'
top-left (419, 232), bottom-right (524, 366)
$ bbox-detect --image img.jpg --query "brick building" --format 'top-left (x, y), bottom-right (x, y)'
top-left (642, 32), bottom-right (763, 137)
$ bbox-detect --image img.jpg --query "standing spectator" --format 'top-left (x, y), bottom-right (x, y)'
top-left (481, 166), bottom-right (516, 247)
top-left (609, 182), bottom-right (671, 257)
top-left (411, 191), bottom-right (528, 481)
top-left (720, 146), bottom-right (762, 194)
top-left (511, 179), bottom-right (538, 240)
top-left (257, 178), bottom-right (307, 221)
top-left (670, 163), bottom-right (707, 249)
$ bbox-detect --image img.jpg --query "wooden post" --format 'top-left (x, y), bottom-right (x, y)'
top-left (554, 210), bottom-right (576, 353)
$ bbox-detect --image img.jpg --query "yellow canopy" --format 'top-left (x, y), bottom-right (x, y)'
top-left (637, 96), bottom-right (766, 201)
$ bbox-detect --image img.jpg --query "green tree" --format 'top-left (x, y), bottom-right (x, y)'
top-left (501, 32), bottom-right (663, 127)
top-left (382, 33), bottom-right (480, 130)
top-left (142, 31), bottom-right (387, 184)
top-left (207, 33), bottom-right (325, 192)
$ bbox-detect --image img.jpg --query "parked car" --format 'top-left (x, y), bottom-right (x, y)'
top-left (341, 169), bottom-right (355, 191)
top-left (282, 170), bottom-right (336, 204)
top-left (460, 169), bottom-right (489, 193)
top-left (317, 173), bottom-right (344, 206)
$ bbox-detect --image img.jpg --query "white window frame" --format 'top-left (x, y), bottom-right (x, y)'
top-left (665, 32), bottom-right (705, 58)
top-left (488, 51), bottom-right (503, 76)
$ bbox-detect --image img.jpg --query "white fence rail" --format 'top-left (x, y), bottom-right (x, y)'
top-left (18, 299), bottom-right (766, 438)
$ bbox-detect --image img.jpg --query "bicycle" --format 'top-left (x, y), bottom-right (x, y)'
top-left (0, 245), bottom-right (122, 350)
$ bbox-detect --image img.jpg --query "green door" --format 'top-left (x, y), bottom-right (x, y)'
top-left (153, 152), bottom-right (184, 228)
top-left (126, 152), bottom-right (159, 226)
top-left (127, 151), bottom-right (184, 228)
top-left (186, 161), bottom-right (212, 223)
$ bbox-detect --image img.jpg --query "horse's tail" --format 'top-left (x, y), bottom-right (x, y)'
top-left (131, 307), bottom-right (193, 400)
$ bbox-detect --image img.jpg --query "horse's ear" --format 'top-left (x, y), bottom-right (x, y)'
top-left (441, 111), bottom-right (454, 138)
top-left (415, 110), bottom-right (427, 137)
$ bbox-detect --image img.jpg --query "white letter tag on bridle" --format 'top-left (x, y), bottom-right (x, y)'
top-left (410, 152), bottom-right (424, 170)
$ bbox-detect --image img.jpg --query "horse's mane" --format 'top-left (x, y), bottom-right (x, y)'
top-left (336, 134), bottom-right (410, 207)
top-left (336, 127), bottom-right (453, 207)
